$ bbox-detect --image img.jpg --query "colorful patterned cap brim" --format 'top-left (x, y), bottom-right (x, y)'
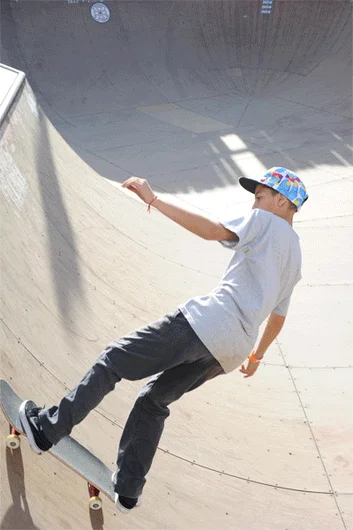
top-left (239, 167), bottom-right (309, 211)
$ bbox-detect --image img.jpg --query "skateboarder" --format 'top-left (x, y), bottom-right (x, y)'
top-left (19, 167), bottom-right (308, 513)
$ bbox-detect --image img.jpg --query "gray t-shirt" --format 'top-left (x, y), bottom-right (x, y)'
top-left (178, 208), bottom-right (302, 373)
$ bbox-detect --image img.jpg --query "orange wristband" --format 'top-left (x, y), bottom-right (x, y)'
top-left (249, 351), bottom-right (260, 363)
top-left (147, 195), bottom-right (158, 213)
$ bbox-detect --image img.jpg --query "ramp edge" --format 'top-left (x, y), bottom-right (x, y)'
top-left (0, 63), bottom-right (25, 126)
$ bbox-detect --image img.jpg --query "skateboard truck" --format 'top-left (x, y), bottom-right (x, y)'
top-left (88, 483), bottom-right (103, 510)
top-left (6, 426), bottom-right (103, 510)
top-left (1, 380), bottom-right (115, 512)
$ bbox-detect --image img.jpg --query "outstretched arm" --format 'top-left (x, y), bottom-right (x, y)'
top-left (240, 313), bottom-right (286, 378)
top-left (121, 177), bottom-right (236, 241)
top-left (153, 195), bottom-right (235, 240)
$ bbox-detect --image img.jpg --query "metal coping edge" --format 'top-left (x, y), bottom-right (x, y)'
top-left (0, 64), bottom-right (26, 128)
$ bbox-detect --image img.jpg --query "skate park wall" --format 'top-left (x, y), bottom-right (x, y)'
top-left (0, 1), bottom-right (352, 528)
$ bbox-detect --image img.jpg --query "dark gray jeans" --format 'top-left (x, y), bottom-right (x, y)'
top-left (37, 309), bottom-right (224, 498)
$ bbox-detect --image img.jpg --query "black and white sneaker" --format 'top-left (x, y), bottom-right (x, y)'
top-left (111, 470), bottom-right (141, 514)
top-left (19, 400), bottom-right (53, 454)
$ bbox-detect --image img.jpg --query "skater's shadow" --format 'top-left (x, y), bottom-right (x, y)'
top-left (2, 446), bottom-right (107, 530)
top-left (1, 447), bottom-right (39, 529)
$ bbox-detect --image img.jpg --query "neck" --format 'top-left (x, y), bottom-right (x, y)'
top-left (273, 210), bottom-right (294, 226)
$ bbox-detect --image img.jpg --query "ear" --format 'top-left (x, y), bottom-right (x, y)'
top-left (276, 193), bottom-right (288, 208)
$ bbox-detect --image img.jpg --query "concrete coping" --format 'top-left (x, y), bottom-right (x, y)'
top-left (0, 63), bottom-right (25, 126)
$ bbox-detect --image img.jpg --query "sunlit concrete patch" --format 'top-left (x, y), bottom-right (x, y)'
top-left (335, 494), bottom-right (353, 530)
top-left (174, 184), bottom-right (251, 219)
top-left (137, 103), bottom-right (234, 133)
top-left (220, 134), bottom-right (269, 186)
top-left (276, 285), bottom-right (353, 368)
top-left (299, 226), bottom-right (353, 286)
top-left (0, 145), bottom-right (28, 215)
top-left (292, 368), bottom-right (353, 493)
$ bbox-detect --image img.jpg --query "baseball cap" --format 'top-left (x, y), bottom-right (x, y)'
top-left (239, 167), bottom-right (309, 211)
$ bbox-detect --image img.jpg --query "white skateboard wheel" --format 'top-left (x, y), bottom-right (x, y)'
top-left (6, 434), bottom-right (21, 449)
top-left (89, 496), bottom-right (103, 510)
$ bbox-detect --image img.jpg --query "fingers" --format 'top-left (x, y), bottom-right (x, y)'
top-left (122, 181), bottom-right (137, 190)
top-left (122, 183), bottom-right (139, 195)
top-left (121, 178), bottom-right (133, 189)
top-left (121, 178), bottom-right (144, 198)
top-left (122, 178), bottom-right (138, 189)
top-left (122, 177), bottom-right (148, 193)
top-left (122, 177), bottom-right (145, 187)
top-left (239, 363), bottom-right (258, 378)
top-left (121, 177), bottom-right (155, 207)
top-left (121, 178), bottom-right (132, 188)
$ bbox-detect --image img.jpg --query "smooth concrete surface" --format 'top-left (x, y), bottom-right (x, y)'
top-left (0, 0), bottom-right (352, 528)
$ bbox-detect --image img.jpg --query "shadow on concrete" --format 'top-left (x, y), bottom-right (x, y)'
top-left (2, 1), bottom-right (86, 329)
top-left (0, 448), bottom-right (39, 530)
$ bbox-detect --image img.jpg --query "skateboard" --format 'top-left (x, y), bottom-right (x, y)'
top-left (0, 379), bottom-right (115, 511)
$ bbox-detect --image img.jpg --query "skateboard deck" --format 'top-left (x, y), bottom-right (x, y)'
top-left (0, 379), bottom-right (115, 510)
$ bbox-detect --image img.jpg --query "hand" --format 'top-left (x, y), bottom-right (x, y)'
top-left (239, 357), bottom-right (261, 378)
top-left (121, 177), bottom-right (156, 205)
